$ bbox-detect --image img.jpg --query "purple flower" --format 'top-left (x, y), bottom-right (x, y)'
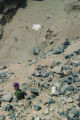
top-left (13, 82), bottom-right (19, 90)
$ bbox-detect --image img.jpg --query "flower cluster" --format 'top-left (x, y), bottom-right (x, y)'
top-left (13, 82), bottom-right (19, 90)
top-left (32, 24), bottom-right (42, 31)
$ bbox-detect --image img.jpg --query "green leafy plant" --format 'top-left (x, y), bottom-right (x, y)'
top-left (13, 82), bottom-right (25, 100)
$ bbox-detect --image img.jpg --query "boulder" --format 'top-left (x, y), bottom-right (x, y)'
top-left (1, 93), bottom-right (13, 102)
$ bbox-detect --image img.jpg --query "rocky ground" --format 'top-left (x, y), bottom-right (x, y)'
top-left (0, 0), bottom-right (80, 120)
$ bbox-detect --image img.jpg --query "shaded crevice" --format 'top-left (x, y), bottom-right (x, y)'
top-left (0, 0), bottom-right (27, 39)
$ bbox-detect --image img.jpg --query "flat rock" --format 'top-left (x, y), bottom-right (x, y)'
top-left (47, 98), bottom-right (55, 105)
top-left (4, 104), bottom-right (13, 111)
top-left (74, 49), bottom-right (80, 55)
top-left (53, 46), bottom-right (64, 54)
top-left (65, 53), bottom-right (74, 59)
top-left (30, 88), bottom-right (38, 96)
top-left (1, 93), bottom-right (13, 102)
top-left (41, 71), bottom-right (49, 78)
top-left (67, 97), bottom-right (73, 103)
top-left (52, 86), bottom-right (57, 95)
top-left (52, 65), bottom-right (62, 73)
top-left (34, 105), bottom-right (41, 111)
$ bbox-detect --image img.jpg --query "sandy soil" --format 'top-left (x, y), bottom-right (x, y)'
top-left (0, 0), bottom-right (80, 66)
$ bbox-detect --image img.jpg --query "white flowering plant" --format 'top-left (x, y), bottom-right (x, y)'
top-left (32, 24), bottom-right (42, 31)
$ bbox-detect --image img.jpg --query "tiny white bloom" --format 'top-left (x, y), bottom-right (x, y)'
top-left (32, 24), bottom-right (42, 31)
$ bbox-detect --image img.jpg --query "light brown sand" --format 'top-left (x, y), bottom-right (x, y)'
top-left (0, 0), bottom-right (80, 66)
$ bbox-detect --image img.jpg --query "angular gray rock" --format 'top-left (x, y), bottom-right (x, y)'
top-left (34, 105), bottom-right (41, 111)
top-left (1, 93), bottom-right (13, 102)
top-left (32, 47), bottom-right (39, 55)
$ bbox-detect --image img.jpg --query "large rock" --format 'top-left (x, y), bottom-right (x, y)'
top-left (34, 105), bottom-right (41, 111)
top-left (0, 25), bottom-right (3, 39)
top-left (52, 65), bottom-right (62, 73)
top-left (74, 49), bottom-right (80, 55)
top-left (4, 104), bottom-right (13, 111)
top-left (1, 93), bottom-right (13, 102)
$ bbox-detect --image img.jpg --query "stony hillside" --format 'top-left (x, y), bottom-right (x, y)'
top-left (0, 0), bottom-right (80, 120)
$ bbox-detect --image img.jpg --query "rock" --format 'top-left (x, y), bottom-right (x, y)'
top-left (47, 98), bottom-right (55, 105)
top-left (46, 16), bottom-right (51, 19)
top-left (4, 104), bottom-right (13, 111)
top-left (53, 46), bottom-right (64, 54)
top-left (62, 70), bottom-right (72, 76)
top-left (13, 37), bottom-right (18, 42)
top-left (64, 53), bottom-right (74, 59)
top-left (34, 72), bottom-right (41, 77)
top-left (0, 72), bottom-right (8, 79)
top-left (0, 115), bottom-right (5, 120)
top-left (48, 77), bottom-right (52, 82)
top-left (53, 80), bottom-right (62, 90)
top-left (0, 65), bottom-right (7, 70)
top-left (63, 75), bottom-right (77, 85)
top-left (35, 117), bottom-right (41, 120)
top-left (0, 25), bottom-right (3, 39)
top-left (50, 71), bottom-right (55, 76)
top-left (32, 47), bottom-right (39, 55)
top-left (1, 93), bottom-right (13, 102)
top-left (67, 97), bottom-right (73, 103)
top-left (53, 65), bottom-right (62, 73)
top-left (75, 95), bottom-right (80, 101)
top-left (63, 39), bottom-right (70, 46)
top-left (0, 79), bottom-right (4, 84)
top-left (0, 89), bottom-right (3, 92)
top-left (53, 39), bottom-right (70, 54)
top-left (49, 40), bottom-right (53, 45)
top-left (43, 83), bottom-right (49, 88)
top-left (13, 102), bottom-right (18, 106)
top-left (49, 107), bottom-right (54, 112)
top-left (34, 105), bottom-right (41, 111)
top-left (67, 107), bottom-right (80, 119)
top-left (62, 85), bottom-right (74, 95)
top-left (8, 111), bottom-right (16, 120)
top-left (74, 49), bottom-right (80, 55)
top-left (30, 88), bottom-right (38, 96)
top-left (59, 111), bottom-right (66, 117)
top-left (77, 102), bottom-right (80, 107)
top-left (41, 71), bottom-right (49, 78)
top-left (50, 64), bottom-right (55, 68)
top-left (25, 94), bottom-right (36, 100)
top-left (32, 117), bottom-right (35, 120)
top-left (52, 86), bottom-right (57, 95)
top-left (36, 65), bottom-right (42, 70)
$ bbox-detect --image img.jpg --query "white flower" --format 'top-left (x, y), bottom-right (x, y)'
top-left (32, 24), bottom-right (42, 31)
